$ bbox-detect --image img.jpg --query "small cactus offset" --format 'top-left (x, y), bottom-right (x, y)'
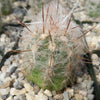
top-left (20, 0), bottom-right (88, 91)
top-left (0, 0), bottom-right (12, 15)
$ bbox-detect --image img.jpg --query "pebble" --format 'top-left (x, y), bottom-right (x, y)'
top-left (87, 94), bottom-right (94, 100)
top-left (67, 89), bottom-right (74, 98)
top-left (54, 94), bottom-right (63, 100)
top-left (86, 81), bottom-right (94, 90)
top-left (63, 91), bottom-right (69, 100)
top-left (44, 89), bottom-right (52, 97)
top-left (88, 87), bottom-right (94, 94)
top-left (49, 97), bottom-right (56, 100)
top-left (0, 72), bottom-right (7, 81)
top-left (79, 90), bottom-right (87, 96)
top-left (24, 83), bottom-right (33, 92)
top-left (26, 92), bottom-right (35, 100)
top-left (1, 94), bottom-right (8, 100)
top-left (10, 88), bottom-right (26, 96)
top-left (33, 85), bottom-right (40, 94)
top-left (1, 66), bottom-right (8, 72)
top-left (6, 96), bottom-right (13, 100)
top-left (75, 94), bottom-right (83, 100)
top-left (0, 87), bottom-right (10, 95)
top-left (13, 79), bottom-right (24, 89)
top-left (52, 91), bottom-right (56, 96)
top-left (96, 73), bottom-right (100, 84)
top-left (77, 77), bottom-right (83, 83)
top-left (35, 90), bottom-right (48, 100)
top-left (13, 94), bottom-right (26, 100)
top-left (0, 77), bottom-right (12, 88)
top-left (10, 66), bottom-right (17, 74)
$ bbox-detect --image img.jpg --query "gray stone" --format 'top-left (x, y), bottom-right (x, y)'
top-left (0, 77), bottom-right (12, 88)
top-left (0, 72), bottom-right (7, 81)
top-left (75, 94), bottom-right (83, 100)
top-left (52, 91), bottom-right (56, 96)
top-left (25, 92), bottom-right (35, 100)
top-left (13, 94), bottom-right (26, 100)
top-left (6, 96), bottom-right (13, 100)
top-left (88, 87), bottom-right (94, 94)
top-left (10, 88), bottom-right (26, 96)
top-left (86, 81), bottom-right (94, 90)
top-left (35, 89), bottom-right (48, 100)
top-left (44, 89), bottom-right (52, 97)
top-left (68, 89), bottom-right (74, 99)
top-left (10, 66), bottom-right (17, 74)
top-left (88, 94), bottom-right (94, 100)
top-left (1, 94), bottom-right (8, 100)
top-left (0, 87), bottom-right (10, 95)
top-left (63, 91), bottom-right (69, 100)
top-left (54, 94), bottom-right (63, 100)
top-left (13, 80), bottom-right (23, 89)
top-left (49, 97), bottom-right (56, 100)
top-left (24, 83), bottom-right (33, 92)
top-left (33, 85), bottom-right (40, 94)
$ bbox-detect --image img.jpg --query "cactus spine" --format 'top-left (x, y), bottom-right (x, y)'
top-left (20, 0), bottom-right (88, 91)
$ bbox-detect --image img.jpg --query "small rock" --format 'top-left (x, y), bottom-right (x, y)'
top-left (35, 93), bottom-right (48, 100)
top-left (88, 87), bottom-right (94, 94)
top-left (10, 88), bottom-right (26, 96)
top-left (92, 54), bottom-right (99, 61)
top-left (6, 96), bottom-right (13, 100)
top-left (0, 77), bottom-right (12, 88)
top-left (75, 94), bottom-right (83, 100)
top-left (52, 91), bottom-right (56, 96)
top-left (88, 94), bottom-right (94, 100)
top-left (1, 66), bottom-right (8, 72)
top-left (77, 77), bottom-right (83, 83)
top-left (13, 79), bottom-right (23, 89)
top-left (63, 91), bottom-right (69, 100)
top-left (18, 72), bottom-right (24, 79)
top-left (33, 85), bottom-right (40, 94)
top-left (0, 72), bottom-right (7, 81)
top-left (96, 73), bottom-right (100, 84)
top-left (86, 81), bottom-right (94, 90)
top-left (0, 87), bottom-right (10, 95)
top-left (54, 94), bottom-right (63, 100)
top-left (1, 94), bottom-right (8, 100)
top-left (13, 94), bottom-right (26, 100)
top-left (79, 90), bottom-right (87, 96)
top-left (49, 97), bottom-right (56, 100)
top-left (24, 83), bottom-right (33, 92)
top-left (67, 89), bottom-right (74, 98)
top-left (44, 89), bottom-right (52, 97)
top-left (10, 66), bottom-right (17, 74)
top-left (11, 73), bottom-right (18, 79)
top-left (26, 92), bottom-right (35, 100)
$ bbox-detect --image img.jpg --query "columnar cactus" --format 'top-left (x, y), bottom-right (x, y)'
top-left (0, 0), bottom-right (12, 15)
top-left (20, 0), bottom-right (88, 91)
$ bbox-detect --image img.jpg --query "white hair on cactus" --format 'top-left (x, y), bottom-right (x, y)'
top-left (20, 0), bottom-right (89, 91)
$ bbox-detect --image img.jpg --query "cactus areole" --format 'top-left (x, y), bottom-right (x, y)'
top-left (20, 0), bottom-right (89, 91)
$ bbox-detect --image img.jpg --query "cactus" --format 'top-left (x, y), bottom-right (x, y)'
top-left (0, 0), bottom-right (12, 15)
top-left (20, 1), bottom-right (88, 91)
top-left (0, 14), bottom-right (2, 33)
top-left (83, 0), bottom-right (100, 17)
top-left (0, 4), bottom-right (2, 33)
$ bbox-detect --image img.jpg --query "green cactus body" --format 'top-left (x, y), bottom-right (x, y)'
top-left (0, 0), bottom-right (12, 15)
top-left (84, 0), bottom-right (100, 17)
top-left (20, 1), bottom-right (88, 91)
top-left (0, 8), bottom-right (2, 33)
